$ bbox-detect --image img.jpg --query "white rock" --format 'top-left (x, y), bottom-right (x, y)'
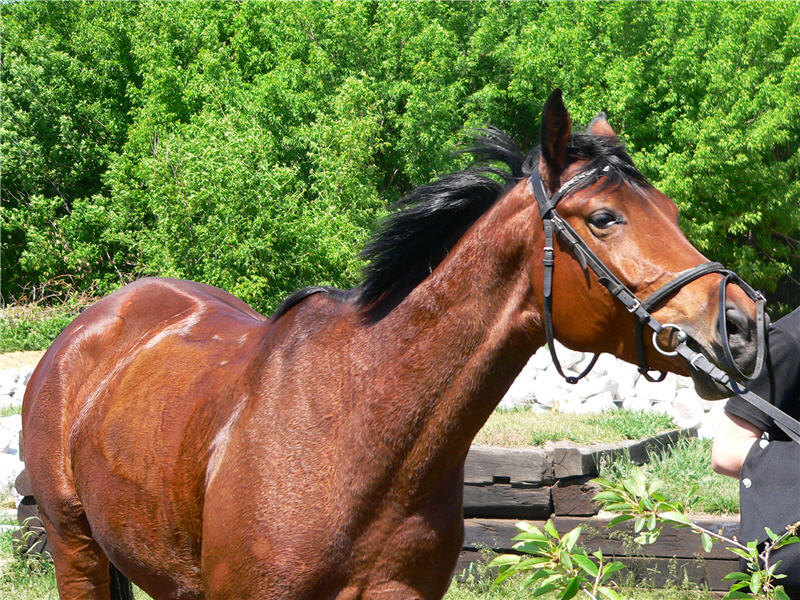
top-left (573, 353), bottom-right (598, 375)
top-left (0, 452), bottom-right (24, 497)
top-left (675, 375), bottom-right (694, 390)
top-left (0, 395), bottom-right (18, 412)
top-left (573, 375), bottom-right (619, 401)
top-left (0, 370), bottom-right (20, 387)
top-left (532, 345), bottom-right (552, 371)
top-left (582, 391), bottom-right (618, 413)
top-left (20, 367), bottom-right (35, 385)
top-left (552, 340), bottom-right (585, 370)
top-left (498, 380), bottom-right (536, 410)
top-left (496, 395), bottom-right (520, 411)
top-left (0, 414), bottom-right (22, 455)
top-left (534, 371), bottom-right (575, 408)
top-left (651, 401), bottom-right (679, 420)
top-left (672, 388), bottom-right (705, 429)
top-left (634, 372), bottom-right (677, 404)
top-left (0, 380), bottom-right (16, 397)
top-left (554, 395), bottom-right (586, 414)
top-left (698, 400), bottom-right (729, 440)
top-left (500, 357), bottom-right (539, 410)
top-left (10, 383), bottom-right (27, 399)
top-left (622, 394), bottom-right (653, 413)
top-left (605, 360), bottom-right (638, 400)
top-left (700, 399), bottom-right (719, 412)
top-left (585, 353), bottom-right (618, 379)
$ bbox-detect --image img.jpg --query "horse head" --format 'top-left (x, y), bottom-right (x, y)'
top-left (533, 89), bottom-right (760, 399)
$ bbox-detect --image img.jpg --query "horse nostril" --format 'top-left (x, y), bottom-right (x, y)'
top-left (725, 305), bottom-right (753, 343)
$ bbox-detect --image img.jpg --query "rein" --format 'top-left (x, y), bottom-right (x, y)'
top-left (529, 168), bottom-right (800, 443)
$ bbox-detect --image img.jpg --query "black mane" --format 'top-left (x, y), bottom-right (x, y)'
top-left (271, 127), bottom-right (648, 321)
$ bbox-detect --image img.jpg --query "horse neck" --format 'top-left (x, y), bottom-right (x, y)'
top-left (363, 183), bottom-right (546, 473)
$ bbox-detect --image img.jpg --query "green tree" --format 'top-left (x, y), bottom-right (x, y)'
top-left (2, 1), bottom-right (798, 314)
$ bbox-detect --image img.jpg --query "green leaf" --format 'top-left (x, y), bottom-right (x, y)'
top-left (722, 591), bottom-right (754, 599)
top-left (608, 514), bottom-right (635, 527)
top-left (602, 502), bottom-right (633, 512)
top-left (488, 554), bottom-right (520, 568)
top-left (563, 526), bottom-right (582, 552)
top-left (598, 586), bottom-right (623, 600)
top-left (727, 547), bottom-right (757, 562)
top-left (515, 557), bottom-right (550, 570)
top-left (634, 531), bottom-right (660, 545)
top-left (658, 511), bottom-right (691, 526)
top-left (750, 571), bottom-right (761, 595)
top-left (544, 519), bottom-right (559, 539)
top-left (600, 561), bottom-right (626, 579)
top-left (522, 570), bottom-right (551, 587)
top-left (531, 583), bottom-right (558, 598)
top-left (774, 535), bottom-right (800, 549)
top-left (721, 571), bottom-right (751, 582)
top-left (701, 532), bottom-right (713, 553)
top-left (593, 491), bottom-right (625, 503)
top-left (572, 553), bottom-right (599, 578)
top-left (559, 549), bottom-right (573, 571)
top-left (774, 587), bottom-right (791, 600)
top-left (517, 522), bottom-right (545, 536)
top-left (559, 576), bottom-right (581, 600)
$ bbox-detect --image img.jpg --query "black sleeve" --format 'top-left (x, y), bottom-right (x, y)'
top-left (725, 307), bottom-right (800, 437)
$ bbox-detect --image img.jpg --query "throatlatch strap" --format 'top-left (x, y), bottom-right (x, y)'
top-left (542, 217), bottom-right (599, 384)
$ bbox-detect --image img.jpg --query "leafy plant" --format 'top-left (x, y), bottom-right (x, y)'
top-left (489, 521), bottom-right (626, 600)
top-left (593, 471), bottom-right (800, 599)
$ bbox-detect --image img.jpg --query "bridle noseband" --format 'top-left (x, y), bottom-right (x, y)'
top-left (529, 166), bottom-right (800, 440)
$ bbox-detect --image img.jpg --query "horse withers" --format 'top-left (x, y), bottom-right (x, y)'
top-left (23, 90), bottom-right (760, 599)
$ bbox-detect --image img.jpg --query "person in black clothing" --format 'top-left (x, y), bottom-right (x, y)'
top-left (712, 306), bottom-right (800, 592)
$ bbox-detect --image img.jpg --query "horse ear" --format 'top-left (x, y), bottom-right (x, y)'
top-left (540, 89), bottom-right (572, 189)
top-left (588, 111), bottom-right (616, 138)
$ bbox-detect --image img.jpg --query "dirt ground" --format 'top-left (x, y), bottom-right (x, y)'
top-left (0, 351), bottom-right (45, 371)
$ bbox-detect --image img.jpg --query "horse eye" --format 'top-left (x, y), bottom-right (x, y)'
top-left (588, 210), bottom-right (621, 230)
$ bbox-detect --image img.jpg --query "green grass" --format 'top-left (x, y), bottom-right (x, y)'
top-left (0, 299), bottom-right (88, 353)
top-left (0, 405), bottom-right (21, 417)
top-left (445, 555), bottom-right (718, 599)
top-left (473, 409), bottom-right (677, 447)
top-left (0, 532), bottom-right (58, 600)
top-left (0, 532), bottom-right (720, 600)
top-left (599, 436), bottom-right (740, 515)
top-left (0, 531), bottom-right (154, 599)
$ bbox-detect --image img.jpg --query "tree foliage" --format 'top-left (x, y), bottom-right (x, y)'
top-left (2, 1), bottom-right (798, 314)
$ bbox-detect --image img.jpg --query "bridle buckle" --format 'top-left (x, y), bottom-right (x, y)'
top-left (626, 299), bottom-right (641, 314)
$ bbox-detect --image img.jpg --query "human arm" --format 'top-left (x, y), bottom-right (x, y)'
top-left (711, 410), bottom-right (763, 478)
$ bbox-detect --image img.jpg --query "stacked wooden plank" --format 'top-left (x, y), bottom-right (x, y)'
top-left (459, 428), bottom-right (741, 591)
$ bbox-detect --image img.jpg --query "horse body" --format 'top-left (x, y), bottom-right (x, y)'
top-left (24, 92), bottom-right (763, 599)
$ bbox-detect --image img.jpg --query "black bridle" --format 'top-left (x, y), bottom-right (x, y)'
top-left (530, 167), bottom-right (800, 443)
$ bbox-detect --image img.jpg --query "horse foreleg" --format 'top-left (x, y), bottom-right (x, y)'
top-left (40, 511), bottom-right (113, 600)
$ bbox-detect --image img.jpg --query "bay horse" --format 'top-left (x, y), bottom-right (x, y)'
top-left (23, 90), bottom-right (760, 600)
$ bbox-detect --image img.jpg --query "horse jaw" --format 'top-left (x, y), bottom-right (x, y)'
top-left (687, 366), bottom-right (732, 400)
